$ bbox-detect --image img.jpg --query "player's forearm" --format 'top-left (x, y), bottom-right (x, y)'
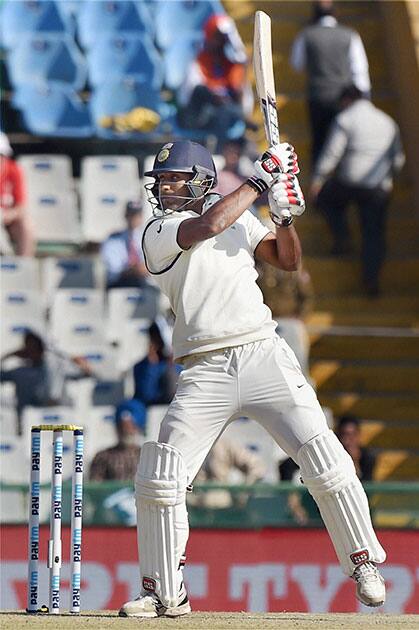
top-left (274, 224), bottom-right (302, 271)
top-left (201, 183), bottom-right (258, 234)
top-left (179, 183), bottom-right (258, 248)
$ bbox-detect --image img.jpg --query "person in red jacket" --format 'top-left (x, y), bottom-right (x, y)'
top-left (177, 14), bottom-right (254, 149)
top-left (0, 132), bottom-right (35, 256)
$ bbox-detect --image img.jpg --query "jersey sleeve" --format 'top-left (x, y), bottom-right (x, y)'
top-left (243, 210), bottom-right (271, 252)
top-left (142, 216), bottom-right (188, 274)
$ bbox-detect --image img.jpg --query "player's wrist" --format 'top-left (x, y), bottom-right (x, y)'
top-left (246, 176), bottom-right (268, 195)
top-left (269, 212), bottom-right (293, 228)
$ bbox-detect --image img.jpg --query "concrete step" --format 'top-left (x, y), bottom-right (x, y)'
top-left (319, 393), bottom-right (419, 422)
top-left (236, 12), bottom-right (383, 51)
top-left (313, 294), bottom-right (419, 317)
top-left (274, 94), bottom-right (398, 130)
top-left (310, 331), bottom-right (419, 361)
top-left (248, 53), bottom-right (389, 95)
top-left (229, 1), bottom-right (378, 21)
top-left (295, 213), bottom-right (419, 258)
top-left (361, 422), bottom-right (419, 449)
top-left (374, 451), bottom-right (419, 481)
top-left (261, 1), bottom-right (378, 20)
top-left (306, 309), bottom-right (418, 328)
top-left (303, 257), bottom-right (419, 295)
top-left (264, 294), bottom-right (419, 327)
top-left (311, 361), bottom-right (419, 394)
top-left (371, 484), bottom-right (419, 527)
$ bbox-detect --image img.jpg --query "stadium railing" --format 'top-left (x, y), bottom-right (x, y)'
top-left (1, 480), bottom-right (418, 530)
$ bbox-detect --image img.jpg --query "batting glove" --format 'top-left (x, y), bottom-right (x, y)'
top-left (247, 143), bottom-right (300, 195)
top-left (268, 174), bottom-right (305, 227)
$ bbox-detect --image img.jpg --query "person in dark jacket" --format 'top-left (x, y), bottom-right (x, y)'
top-left (89, 399), bottom-right (146, 481)
top-left (336, 415), bottom-right (376, 481)
top-left (133, 320), bottom-right (180, 408)
top-left (290, 0), bottom-right (371, 165)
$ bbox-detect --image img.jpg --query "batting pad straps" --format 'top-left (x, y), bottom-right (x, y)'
top-left (136, 442), bottom-right (188, 608)
top-left (298, 431), bottom-right (356, 495)
top-left (297, 430), bottom-right (386, 576)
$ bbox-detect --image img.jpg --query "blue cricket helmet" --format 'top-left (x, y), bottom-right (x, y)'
top-left (144, 140), bottom-right (218, 216)
top-left (145, 140), bottom-right (217, 186)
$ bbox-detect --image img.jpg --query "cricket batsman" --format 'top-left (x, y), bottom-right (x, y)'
top-left (119, 140), bottom-right (386, 617)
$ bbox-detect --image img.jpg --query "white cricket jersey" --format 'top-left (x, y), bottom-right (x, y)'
top-left (142, 208), bottom-right (277, 361)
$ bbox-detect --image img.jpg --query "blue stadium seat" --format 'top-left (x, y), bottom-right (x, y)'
top-left (12, 85), bottom-right (93, 138)
top-left (163, 33), bottom-right (202, 92)
top-left (87, 33), bottom-right (162, 89)
top-left (89, 78), bottom-right (176, 139)
top-left (155, 0), bottom-right (224, 50)
top-left (77, 0), bottom-right (152, 50)
top-left (0, 0), bottom-right (73, 49)
top-left (55, 0), bottom-right (81, 19)
top-left (7, 35), bottom-right (87, 91)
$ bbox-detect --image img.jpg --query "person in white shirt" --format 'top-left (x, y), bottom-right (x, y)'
top-left (290, 0), bottom-right (371, 165)
top-left (119, 140), bottom-right (386, 618)
top-left (100, 200), bottom-right (149, 289)
top-left (309, 85), bottom-right (405, 296)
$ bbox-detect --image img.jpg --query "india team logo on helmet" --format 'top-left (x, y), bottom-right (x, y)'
top-left (156, 144), bottom-right (173, 163)
top-left (144, 140), bottom-right (217, 217)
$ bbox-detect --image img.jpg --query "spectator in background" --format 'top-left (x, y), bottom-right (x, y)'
top-left (336, 415), bottom-right (376, 481)
top-left (89, 399), bottom-right (146, 481)
top-left (214, 137), bottom-right (268, 211)
top-left (133, 318), bottom-right (180, 411)
top-left (195, 434), bottom-right (266, 485)
top-left (309, 85), bottom-right (405, 296)
top-left (280, 412), bottom-right (376, 523)
top-left (177, 14), bottom-right (253, 150)
top-left (191, 433), bottom-right (266, 508)
top-left (0, 329), bottom-right (92, 434)
top-left (214, 137), bottom-right (253, 196)
top-left (101, 200), bottom-right (149, 289)
top-left (279, 455), bottom-right (312, 525)
top-left (290, 0), bottom-right (371, 165)
top-left (258, 263), bottom-right (314, 378)
top-left (0, 132), bottom-right (35, 256)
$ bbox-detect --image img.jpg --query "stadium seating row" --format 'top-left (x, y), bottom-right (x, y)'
top-left (0, 403), bottom-right (286, 521)
top-left (1, 0), bottom-right (224, 138)
top-left (14, 153), bottom-right (227, 244)
top-left (0, 284), bottom-right (164, 372)
top-left (1, 1), bottom-right (223, 51)
top-left (11, 79), bottom-right (181, 140)
top-left (17, 154), bottom-right (146, 243)
top-left (0, 404), bottom-right (283, 484)
top-left (0, 404), bottom-right (169, 483)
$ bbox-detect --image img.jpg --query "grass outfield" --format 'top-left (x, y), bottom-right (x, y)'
top-left (1, 611), bottom-right (418, 629)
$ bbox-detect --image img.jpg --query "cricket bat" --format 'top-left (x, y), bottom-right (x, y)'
top-left (253, 10), bottom-right (280, 147)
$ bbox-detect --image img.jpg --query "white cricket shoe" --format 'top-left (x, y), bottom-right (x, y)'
top-left (119, 584), bottom-right (191, 618)
top-left (353, 562), bottom-right (386, 607)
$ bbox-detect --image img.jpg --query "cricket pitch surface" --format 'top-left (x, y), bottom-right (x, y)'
top-left (1, 611), bottom-right (419, 629)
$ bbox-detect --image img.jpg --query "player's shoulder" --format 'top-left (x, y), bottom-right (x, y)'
top-left (142, 211), bottom-right (193, 241)
top-left (142, 217), bottom-right (163, 242)
top-left (143, 216), bottom-right (161, 230)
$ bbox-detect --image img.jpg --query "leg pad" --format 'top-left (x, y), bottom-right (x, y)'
top-left (297, 430), bottom-right (386, 575)
top-left (136, 442), bottom-right (188, 607)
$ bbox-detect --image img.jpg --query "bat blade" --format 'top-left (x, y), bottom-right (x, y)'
top-left (253, 10), bottom-right (280, 147)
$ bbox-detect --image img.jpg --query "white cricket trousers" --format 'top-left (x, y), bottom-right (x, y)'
top-left (159, 336), bottom-right (328, 482)
top-left (152, 336), bottom-right (385, 584)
